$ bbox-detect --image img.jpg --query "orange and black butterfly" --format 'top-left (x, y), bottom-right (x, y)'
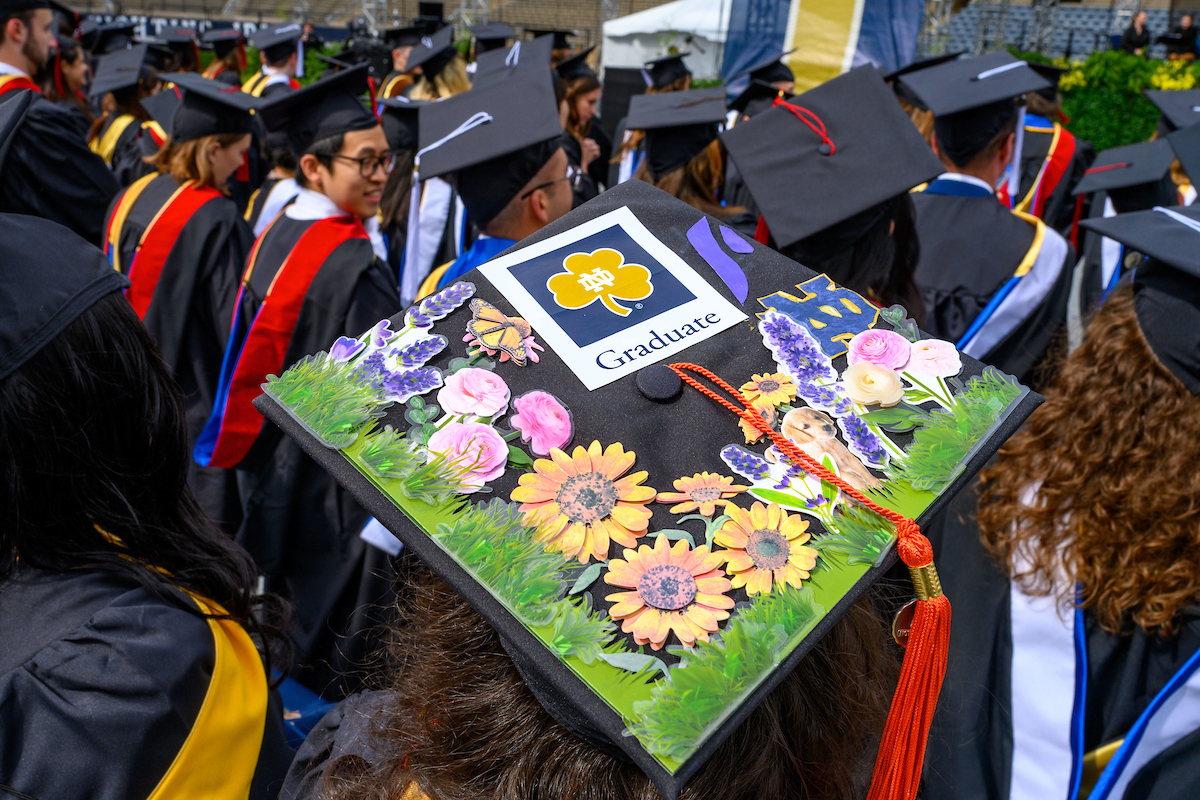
top-left (466, 299), bottom-right (534, 366)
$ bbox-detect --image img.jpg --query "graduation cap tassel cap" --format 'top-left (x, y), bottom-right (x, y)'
top-left (771, 94), bottom-right (836, 154)
top-left (666, 362), bottom-right (951, 800)
top-left (506, 40), bottom-right (521, 67)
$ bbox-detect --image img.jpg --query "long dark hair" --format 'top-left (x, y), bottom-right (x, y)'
top-left (43, 36), bottom-right (92, 122)
top-left (780, 193), bottom-right (925, 325)
top-left (633, 139), bottom-right (743, 219)
top-left (0, 293), bottom-right (288, 660)
top-left (88, 66), bottom-right (157, 143)
top-left (378, 149), bottom-right (416, 231)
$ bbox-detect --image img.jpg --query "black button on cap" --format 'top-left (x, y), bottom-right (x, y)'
top-left (637, 364), bottom-right (683, 402)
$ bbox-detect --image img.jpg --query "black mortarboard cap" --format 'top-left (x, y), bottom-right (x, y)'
top-left (1080, 205), bottom-right (1200, 393)
top-left (898, 51), bottom-right (1049, 116)
top-left (156, 26), bottom-right (196, 45)
top-left (0, 213), bottom-right (129, 381)
top-left (1026, 61), bottom-right (1065, 90)
top-left (258, 63), bottom-right (379, 157)
top-left (1144, 89), bottom-right (1200, 133)
top-left (91, 20), bottom-right (136, 55)
top-left (251, 21), bottom-right (302, 61)
top-left (471, 22), bottom-right (516, 51)
top-left (252, 176), bottom-right (1042, 800)
top-left (78, 18), bottom-right (99, 50)
top-left (143, 42), bottom-right (175, 71)
top-left (385, 25), bottom-right (425, 47)
top-left (1071, 139), bottom-right (1178, 213)
top-left (643, 52), bottom-right (691, 90)
top-left (417, 68), bottom-right (562, 224)
top-left (734, 49), bottom-right (796, 85)
top-left (201, 27), bottom-right (243, 58)
top-left (315, 52), bottom-right (355, 71)
top-left (380, 95), bottom-right (424, 152)
top-left (0, 87), bottom-right (32, 173)
top-left (164, 71), bottom-right (260, 142)
top-left (141, 82), bottom-right (181, 130)
top-left (417, 2), bottom-right (443, 22)
top-left (1168, 119), bottom-right (1200, 186)
top-left (528, 28), bottom-right (573, 50)
top-left (406, 25), bottom-right (457, 78)
top-left (722, 65), bottom-right (943, 249)
top-left (89, 43), bottom-right (149, 97)
top-left (881, 51), bottom-right (964, 84)
top-left (728, 79), bottom-right (789, 117)
top-left (471, 34), bottom-right (554, 91)
top-left (626, 87), bottom-right (726, 179)
top-left (555, 46), bottom-right (597, 82)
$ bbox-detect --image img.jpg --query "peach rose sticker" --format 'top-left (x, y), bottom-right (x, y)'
top-left (842, 361), bottom-right (904, 407)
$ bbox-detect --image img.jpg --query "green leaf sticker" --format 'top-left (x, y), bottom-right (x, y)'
top-left (507, 444), bottom-right (536, 471)
top-left (655, 529), bottom-right (696, 548)
top-left (569, 562), bottom-right (603, 595)
top-left (819, 455), bottom-right (840, 508)
top-left (598, 651), bottom-right (668, 676)
top-left (749, 487), bottom-right (810, 510)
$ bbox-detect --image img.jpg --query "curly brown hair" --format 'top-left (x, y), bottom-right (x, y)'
top-left (632, 140), bottom-right (744, 220)
top-left (318, 566), bottom-right (899, 800)
top-left (977, 285), bottom-right (1200, 635)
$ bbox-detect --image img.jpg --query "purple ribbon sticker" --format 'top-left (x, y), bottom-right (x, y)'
top-left (721, 225), bottom-right (754, 253)
top-left (686, 218), bottom-right (749, 305)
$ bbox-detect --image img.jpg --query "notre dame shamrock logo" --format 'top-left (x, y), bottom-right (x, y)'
top-left (547, 248), bottom-right (654, 317)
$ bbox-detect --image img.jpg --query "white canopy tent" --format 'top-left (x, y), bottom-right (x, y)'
top-left (600, 0), bottom-right (731, 81)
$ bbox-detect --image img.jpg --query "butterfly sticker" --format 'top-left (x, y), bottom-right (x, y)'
top-left (464, 299), bottom-right (541, 366)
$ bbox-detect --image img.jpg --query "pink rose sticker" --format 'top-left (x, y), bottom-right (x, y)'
top-left (510, 391), bottom-right (573, 456)
top-left (426, 422), bottom-right (508, 492)
top-left (907, 339), bottom-right (962, 378)
top-left (846, 329), bottom-right (911, 372)
top-left (437, 367), bottom-right (510, 418)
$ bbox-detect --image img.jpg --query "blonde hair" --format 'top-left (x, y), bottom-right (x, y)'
top-left (152, 133), bottom-right (247, 192)
top-left (409, 54), bottom-right (471, 100)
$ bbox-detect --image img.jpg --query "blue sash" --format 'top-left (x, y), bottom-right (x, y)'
top-left (436, 236), bottom-right (515, 291)
top-left (922, 178), bottom-right (995, 199)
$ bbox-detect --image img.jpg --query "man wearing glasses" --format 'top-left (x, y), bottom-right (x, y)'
top-left (195, 65), bottom-right (403, 697)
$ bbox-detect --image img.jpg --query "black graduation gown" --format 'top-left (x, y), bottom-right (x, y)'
top-left (0, 91), bottom-right (119, 246)
top-left (560, 133), bottom-right (600, 207)
top-left (586, 118), bottom-right (613, 189)
top-left (232, 214), bottom-right (403, 698)
top-left (923, 483), bottom-right (1200, 800)
top-left (280, 690), bottom-right (396, 799)
top-left (912, 190), bottom-right (1075, 386)
top-left (245, 175), bottom-right (282, 232)
top-left (0, 566), bottom-right (293, 800)
top-left (106, 172), bottom-right (252, 531)
top-left (92, 113), bottom-right (152, 187)
top-left (52, 96), bottom-right (92, 141)
top-left (1016, 121), bottom-right (1094, 239)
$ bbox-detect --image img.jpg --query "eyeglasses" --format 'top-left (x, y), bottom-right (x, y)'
top-left (329, 151), bottom-right (397, 178)
top-left (519, 165), bottom-right (582, 200)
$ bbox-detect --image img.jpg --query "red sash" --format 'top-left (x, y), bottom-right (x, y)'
top-left (1028, 125), bottom-right (1077, 219)
top-left (202, 216), bottom-right (368, 468)
top-left (0, 74), bottom-right (40, 97)
top-left (125, 181), bottom-right (222, 319)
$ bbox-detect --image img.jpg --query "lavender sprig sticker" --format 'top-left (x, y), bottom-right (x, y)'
top-left (389, 335), bottom-right (448, 368)
top-left (721, 445), bottom-right (770, 482)
top-left (838, 415), bottom-right (889, 469)
top-left (381, 367), bottom-right (444, 404)
top-left (404, 281), bottom-right (476, 329)
top-left (759, 311), bottom-right (836, 384)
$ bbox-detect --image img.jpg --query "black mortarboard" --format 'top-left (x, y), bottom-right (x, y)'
top-left (0, 87), bottom-right (32, 173)
top-left (258, 63), bottom-right (378, 157)
top-left (163, 71), bottom-right (260, 141)
top-left (1026, 61), bottom-right (1066, 100)
top-left (529, 29), bottom-right (573, 50)
top-left (1071, 139), bottom-right (1179, 213)
top-left (1168, 119), bottom-right (1200, 186)
top-left (385, 25), bottom-right (425, 47)
top-left (201, 27), bottom-right (243, 58)
top-left (471, 22), bottom-right (516, 52)
top-left (315, 52), bottom-right (355, 71)
top-left (1080, 205), bottom-right (1200, 393)
top-left (91, 20), bottom-right (136, 55)
top-left (406, 25), bottom-right (457, 78)
top-left (881, 51), bottom-right (964, 84)
top-left (643, 52), bottom-right (691, 90)
top-left (898, 51), bottom-right (1049, 116)
top-left (380, 96), bottom-right (424, 152)
top-left (78, 18), bottom-right (99, 51)
top-left (626, 87), bottom-right (726, 179)
top-left (89, 43), bottom-right (149, 97)
top-left (471, 34), bottom-right (554, 91)
top-left (417, 68), bottom-right (562, 224)
top-left (142, 42), bottom-right (175, 71)
top-left (722, 65), bottom-right (943, 249)
top-left (156, 26), bottom-right (196, 45)
top-left (728, 79), bottom-right (788, 117)
top-left (0, 213), bottom-right (129, 381)
top-left (734, 48), bottom-right (796, 85)
top-left (141, 82), bottom-right (181, 131)
top-left (251, 21), bottom-right (302, 62)
top-left (417, 2), bottom-right (443, 23)
top-left (555, 46), bottom-right (596, 82)
top-left (1144, 89), bottom-right (1200, 133)
top-left (252, 176), bottom-right (1041, 800)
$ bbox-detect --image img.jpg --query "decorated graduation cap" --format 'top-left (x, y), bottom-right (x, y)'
top-left (1144, 88), bottom-right (1200, 133)
top-left (91, 20), bottom-right (136, 55)
top-left (471, 33), bottom-right (554, 90)
top-left (251, 21), bottom-right (302, 62)
top-left (625, 86), bottom-right (726, 180)
top-left (406, 25), bottom-right (457, 78)
top-left (528, 28), bottom-right (573, 50)
top-left (555, 46), bottom-right (597, 82)
top-left (253, 177), bottom-right (1041, 800)
top-left (0, 213), bottom-right (128, 381)
top-left (722, 65), bottom-right (943, 251)
top-left (1071, 139), bottom-right (1178, 213)
top-left (258, 63), bottom-right (378, 157)
top-left (89, 43), bottom-right (150, 97)
top-left (643, 52), bottom-right (691, 90)
top-left (380, 96), bottom-right (424, 152)
top-left (471, 22), bottom-right (516, 52)
top-left (728, 79), bottom-right (789, 118)
top-left (733, 48), bottom-right (796, 85)
top-left (1080, 205), bottom-right (1200, 393)
top-left (163, 71), bottom-right (261, 142)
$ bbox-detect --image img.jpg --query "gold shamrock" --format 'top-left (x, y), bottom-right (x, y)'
top-left (546, 248), bottom-right (654, 317)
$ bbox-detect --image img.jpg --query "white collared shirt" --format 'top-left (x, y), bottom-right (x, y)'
top-left (0, 61), bottom-right (30, 78)
top-left (935, 171), bottom-right (997, 196)
top-left (285, 187), bottom-right (388, 261)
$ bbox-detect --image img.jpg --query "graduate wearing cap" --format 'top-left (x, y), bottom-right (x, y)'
top-left (379, 25), bottom-right (422, 98)
top-left (528, 27), bottom-right (573, 65)
top-left (150, 26), bottom-right (200, 73)
top-left (558, 46), bottom-right (612, 190)
top-left (376, 95), bottom-right (427, 277)
top-left (1008, 61), bottom-right (1094, 243)
top-left (407, 25), bottom-right (470, 100)
top-left (0, 0), bottom-right (118, 244)
top-left (720, 80), bottom-right (792, 214)
top-left (883, 51), bottom-right (964, 144)
top-left (470, 21), bottom-right (515, 57)
top-left (723, 65), bottom-right (943, 321)
top-left (731, 48), bottom-right (796, 98)
top-left (901, 52), bottom-right (1075, 385)
top-left (196, 65), bottom-right (403, 695)
top-left (101, 72), bottom-right (262, 530)
top-left (201, 27), bottom-right (247, 87)
top-left (90, 19), bottom-right (134, 55)
top-left (242, 22), bottom-right (302, 97)
top-left (411, 68), bottom-right (573, 300)
top-left (0, 213), bottom-right (293, 799)
top-left (243, 114), bottom-right (300, 237)
top-left (87, 44), bottom-right (161, 184)
top-left (610, 52), bottom-right (693, 188)
top-left (43, 31), bottom-right (91, 129)
top-left (923, 204), bottom-right (1200, 800)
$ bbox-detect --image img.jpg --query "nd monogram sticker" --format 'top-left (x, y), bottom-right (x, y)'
top-left (547, 248), bottom-right (653, 317)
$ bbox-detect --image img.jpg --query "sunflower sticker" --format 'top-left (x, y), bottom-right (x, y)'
top-left (547, 248), bottom-right (654, 317)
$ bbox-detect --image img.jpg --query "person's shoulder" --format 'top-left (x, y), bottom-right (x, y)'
top-left (282, 691), bottom-right (398, 800)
